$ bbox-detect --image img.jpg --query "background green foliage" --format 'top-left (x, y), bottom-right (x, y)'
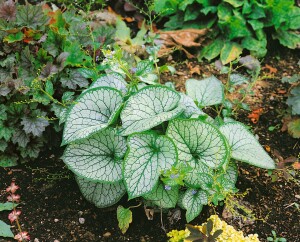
top-left (154, 0), bottom-right (300, 63)
top-left (0, 1), bottom-right (115, 166)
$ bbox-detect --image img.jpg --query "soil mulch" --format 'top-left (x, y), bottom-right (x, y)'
top-left (0, 50), bottom-right (299, 242)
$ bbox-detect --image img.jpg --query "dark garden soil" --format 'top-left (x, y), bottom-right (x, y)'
top-left (1, 49), bottom-right (300, 242)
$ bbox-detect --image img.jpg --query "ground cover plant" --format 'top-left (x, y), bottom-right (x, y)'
top-left (60, 50), bottom-right (275, 232)
top-left (154, 0), bottom-right (300, 63)
top-left (0, 0), bottom-right (115, 166)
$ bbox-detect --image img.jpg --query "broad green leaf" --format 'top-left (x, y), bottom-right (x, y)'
top-left (63, 42), bottom-right (92, 67)
top-left (86, 73), bottom-right (127, 94)
top-left (124, 132), bottom-right (177, 199)
top-left (0, 155), bottom-right (18, 167)
top-left (199, 38), bottom-right (224, 61)
top-left (60, 69), bottom-right (89, 90)
top-left (179, 93), bottom-right (206, 118)
top-left (287, 119), bottom-right (300, 138)
top-left (0, 139), bottom-right (7, 152)
top-left (117, 206), bottom-right (132, 234)
top-left (242, 37), bottom-right (267, 58)
top-left (77, 68), bottom-right (98, 80)
top-left (42, 30), bottom-right (65, 57)
top-left (0, 220), bottom-right (14, 238)
top-left (167, 119), bottom-right (229, 169)
top-left (144, 182), bottom-right (179, 208)
top-left (0, 104), bottom-right (7, 120)
top-left (63, 128), bottom-right (127, 182)
top-left (45, 80), bottom-right (54, 96)
top-left (120, 86), bottom-right (184, 136)
top-left (273, 29), bottom-right (300, 49)
top-left (217, 3), bottom-right (232, 21)
top-left (115, 18), bottom-right (131, 42)
top-left (248, 2), bottom-right (265, 19)
top-left (182, 189), bottom-right (208, 222)
top-left (179, 0), bottom-right (194, 11)
top-left (184, 7), bottom-right (199, 21)
top-left (0, 124), bottom-right (14, 141)
top-left (16, 3), bottom-right (49, 29)
top-left (19, 139), bottom-right (43, 159)
top-left (11, 129), bottom-right (30, 148)
top-left (287, 86), bottom-right (300, 115)
top-left (0, 202), bottom-right (19, 212)
top-left (62, 87), bottom-right (123, 145)
top-left (219, 122), bottom-right (275, 169)
top-left (76, 177), bottom-right (126, 208)
top-left (131, 21), bottom-right (147, 46)
top-left (21, 115), bottom-right (49, 137)
top-left (224, 0), bottom-right (244, 7)
top-left (3, 31), bottom-right (24, 43)
top-left (220, 42), bottom-right (243, 64)
top-left (185, 76), bottom-right (224, 107)
top-left (248, 20), bottom-right (264, 31)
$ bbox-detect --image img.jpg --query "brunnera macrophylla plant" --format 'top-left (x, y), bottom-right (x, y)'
top-left (61, 71), bottom-right (275, 232)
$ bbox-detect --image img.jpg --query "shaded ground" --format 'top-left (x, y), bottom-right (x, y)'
top-left (0, 50), bottom-right (299, 242)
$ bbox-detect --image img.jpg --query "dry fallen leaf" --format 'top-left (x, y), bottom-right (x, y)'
top-left (158, 28), bottom-right (208, 58)
top-left (186, 62), bottom-right (201, 75)
top-left (262, 64), bottom-right (277, 74)
top-left (247, 108), bottom-right (263, 124)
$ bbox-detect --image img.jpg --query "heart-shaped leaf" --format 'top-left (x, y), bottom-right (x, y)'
top-left (85, 73), bottom-right (127, 94)
top-left (180, 93), bottom-right (206, 118)
top-left (63, 128), bottom-right (127, 182)
top-left (76, 176), bottom-right (126, 208)
top-left (143, 182), bottom-right (179, 208)
top-left (0, 220), bottom-right (14, 238)
top-left (167, 119), bottom-right (229, 169)
top-left (62, 87), bottom-right (123, 145)
top-left (124, 132), bottom-right (178, 199)
top-left (117, 205), bottom-right (132, 234)
top-left (120, 86), bottom-right (184, 136)
top-left (182, 189), bottom-right (208, 222)
top-left (219, 122), bottom-right (275, 169)
top-left (186, 76), bottom-right (224, 107)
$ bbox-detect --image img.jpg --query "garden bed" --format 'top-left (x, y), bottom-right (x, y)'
top-left (1, 50), bottom-right (299, 242)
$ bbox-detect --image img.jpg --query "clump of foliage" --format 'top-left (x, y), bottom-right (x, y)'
top-left (0, 0), bottom-right (115, 166)
top-left (167, 215), bottom-right (260, 242)
top-left (281, 72), bottom-right (300, 139)
top-left (61, 48), bottom-right (275, 233)
top-left (154, 0), bottom-right (300, 64)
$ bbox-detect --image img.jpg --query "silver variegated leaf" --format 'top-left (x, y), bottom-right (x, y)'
top-left (143, 182), bottom-right (179, 208)
top-left (124, 132), bottom-right (177, 199)
top-left (180, 93), bottom-right (206, 118)
top-left (63, 128), bottom-right (127, 182)
top-left (182, 189), bottom-right (208, 222)
top-left (219, 122), bottom-right (275, 169)
top-left (167, 119), bottom-right (229, 169)
top-left (216, 161), bottom-right (238, 191)
top-left (185, 76), bottom-right (224, 107)
top-left (120, 86), bottom-right (184, 136)
top-left (184, 163), bottom-right (214, 190)
top-left (76, 176), bottom-right (126, 208)
top-left (62, 87), bottom-right (123, 145)
top-left (85, 73), bottom-right (127, 94)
